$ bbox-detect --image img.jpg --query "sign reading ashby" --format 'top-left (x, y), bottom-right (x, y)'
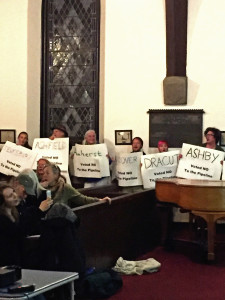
top-left (176, 143), bottom-right (224, 180)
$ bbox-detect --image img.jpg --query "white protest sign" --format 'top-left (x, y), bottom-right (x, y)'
top-left (74, 144), bottom-right (110, 178)
top-left (141, 150), bottom-right (180, 189)
top-left (176, 143), bottom-right (224, 180)
top-left (116, 152), bottom-right (143, 187)
top-left (32, 138), bottom-right (69, 171)
top-left (221, 165), bottom-right (225, 181)
top-left (0, 141), bottom-right (38, 176)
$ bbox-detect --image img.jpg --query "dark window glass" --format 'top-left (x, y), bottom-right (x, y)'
top-left (41, 0), bottom-right (100, 144)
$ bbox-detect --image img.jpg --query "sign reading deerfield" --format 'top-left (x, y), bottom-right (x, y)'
top-left (176, 143), bottom-right (224, 180)
top-left (116, 152), bottom-right (142, 186)
top-left (74, 144), bottom-right (110, 178)
top-left (0, 141), bottom-right (37, 176)
top-left (141, 150), bottom-right (180, 189)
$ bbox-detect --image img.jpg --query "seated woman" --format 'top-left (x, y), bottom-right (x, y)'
top-left (16, 131), bottom-right (32, 149)
top-left (131, 137), bottom-right (146, 155)
top-left (0, 184), bottom-right (51, 266)
top-left (41, 163), bottom-right (111, 207)
top-left (82, 129), bottom-right (112, 188)
top-left (0, 185), bottom-right (22, 266)
top-left (157, 140), bottom-right (168, 153)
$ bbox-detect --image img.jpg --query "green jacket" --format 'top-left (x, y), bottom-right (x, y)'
top-left (51, 183), bottom-right (99, 208)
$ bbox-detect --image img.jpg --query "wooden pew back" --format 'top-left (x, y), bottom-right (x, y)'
top-left (73, 186), bottom-right (160, 269)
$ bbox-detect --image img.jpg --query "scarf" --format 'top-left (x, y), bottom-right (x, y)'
top-left (47, 177), bottom-right (65, 203)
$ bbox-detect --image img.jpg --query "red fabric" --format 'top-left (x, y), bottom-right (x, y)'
top-left (110, 247), bottom-right (225, 300)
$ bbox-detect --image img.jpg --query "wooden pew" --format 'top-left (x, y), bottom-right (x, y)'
top-left (73, 185), bottom-right (161, 269)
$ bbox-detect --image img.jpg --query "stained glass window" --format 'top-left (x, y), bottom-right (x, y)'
top-left (41, 0), bottom-right (100, 144)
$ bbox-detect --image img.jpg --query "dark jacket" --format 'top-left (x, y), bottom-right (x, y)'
top-left (0, 215), bottom-right (23, 266)
top-left (202, 143), bottom-right (224, 152)
top-left (37, 217), bottom-right (86, 276)
top-left (0, 206), bottom-right (45, 267)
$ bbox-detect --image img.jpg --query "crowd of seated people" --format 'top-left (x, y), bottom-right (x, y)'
top-left (0, 165), bottom-right (111, 288)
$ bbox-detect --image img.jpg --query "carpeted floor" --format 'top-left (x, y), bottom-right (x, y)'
top-left (110, 245), bottom-right (225, 300)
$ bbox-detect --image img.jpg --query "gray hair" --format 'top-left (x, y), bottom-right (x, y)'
top-left (82, 129), bottom-right (96, 145)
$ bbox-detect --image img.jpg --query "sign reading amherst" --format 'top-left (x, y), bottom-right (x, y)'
top-left (176, 143), bottom-right (224, 180)
top-left (74, 144), bottom-right (110, 178)
top-left (141, 150), bottom-right (180, 189)
top-left (0, 141), bottom-right (37, 176)
top-left (116, 152), bottom-right (142, 186)
top-left (32, 138), bottom-right (69, 171)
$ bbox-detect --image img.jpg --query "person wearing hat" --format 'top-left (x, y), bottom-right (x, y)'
top-left (49, 124), bottom-right (68, 140)
top-left (11, 169), bottom-right (53, 235)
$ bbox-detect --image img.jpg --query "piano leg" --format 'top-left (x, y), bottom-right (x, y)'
top-left (192, 211), bottom-right (225, 261)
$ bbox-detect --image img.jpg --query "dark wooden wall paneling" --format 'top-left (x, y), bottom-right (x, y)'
top-left (73, 186), bottom-right (161, 269)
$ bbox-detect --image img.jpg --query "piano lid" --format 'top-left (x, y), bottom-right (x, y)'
top-left (156, 178), bottom-right (225, 188)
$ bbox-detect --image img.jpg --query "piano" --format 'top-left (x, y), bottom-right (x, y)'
top-left (156, 178), bottom-right (225, 260)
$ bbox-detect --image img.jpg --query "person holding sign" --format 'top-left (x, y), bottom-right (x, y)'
top-left (16, 131), bottom-right (32, 149)
top-left (158, 140), bottom-right (168, 153)
top-left (82, 129), bottom-right (112, 188)
top-left (202, 127), bottom-right (224, 152)
top-left (49, 124), bottom-right (68, 139)
top-left (41, 163), bottom-right (111, 207)
top-left (131, 137), bottom-right (146, 155)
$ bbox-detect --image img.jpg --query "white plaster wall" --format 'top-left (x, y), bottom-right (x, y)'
top-left (104, 0), bottom-right (166, 156)
top-left (104, 0), bottom-right (225, 157)
top-left (0, 0), bottom-right (41, 146)
top-left (187, 0), bottom-right (225, 125)
top-left (27, 0), bottom-right (42, 143)
top-left (0, 0), bottom-right (28, 136)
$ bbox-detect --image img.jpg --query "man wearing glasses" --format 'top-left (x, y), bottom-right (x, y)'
top-left (202, 127), bottom-right (224, 151)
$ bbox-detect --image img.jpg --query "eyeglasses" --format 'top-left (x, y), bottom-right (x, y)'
top-left (206, 134), bottom-right (214, 137)
top-left (37, 164), bottom-right (46, 168)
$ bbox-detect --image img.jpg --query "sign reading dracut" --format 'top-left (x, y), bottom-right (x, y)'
top-left (141, 150), bottom-right (180, 189)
